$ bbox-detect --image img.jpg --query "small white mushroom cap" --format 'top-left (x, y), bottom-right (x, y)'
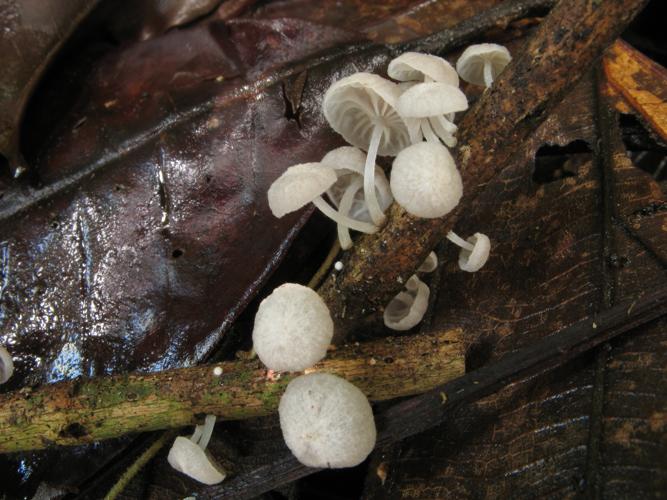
top-left (321, 147), bottom-right (393, 223)
top-left (279, 373), bottom-right (376, 468)
top-left (253, 283), bottom-right (334, 372)
top-left (417, 251), bottom-right (438, 273)
top-left (0, 346), bottom-right (13, 385)
top-left (459, 233), bottom-right (491, 272)
top-left (388, 52), bottom-right (459, 86)
top-left (383, 275), bottom-right (430, 331)
top-left (456, 43), bottom-right (511, 87)
top-left (390, 142), bottom-right (463, 218)
top-left (167, 437), bottom-right (226, 485)
top-left (397, 82), bottom-right (468, 119)
top-left (268, 163), bottom-right (337, 218)
top-left (322, 73), bottom-right (410, 156)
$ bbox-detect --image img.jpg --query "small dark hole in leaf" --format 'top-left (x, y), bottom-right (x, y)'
top-left (50, 221), bottom-right (59, 230)
top-left (205, 175), bottom-right (212, 183)
top-left (532, 140), bottom-right (590, 184)
top-left (620, 114), bottom-right (667, 181)
top-left (114, 184), bottom-right (123, 192)
top-left (172, 249), bottom-right (184, 258)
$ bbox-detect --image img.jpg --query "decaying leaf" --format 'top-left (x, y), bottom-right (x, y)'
top-left (362, 75), bottom-right (667, 499)
top-left (0, 0), bottom-right (99, 176)
top-left (603, 39), bottom-right (667, 144)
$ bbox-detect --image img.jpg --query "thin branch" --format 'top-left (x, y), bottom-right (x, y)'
top-left (319, 0), bottom-right (650, 340)
top-left (0, 328), bottom-right (463, 453)
top-left (203, 287), bottom-right (667, 499)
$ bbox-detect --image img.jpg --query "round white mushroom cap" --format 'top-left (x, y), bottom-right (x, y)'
top-left (323, 73), bottom-right (410, 156)
top-left (268, 163), bottom-right (337, 218)
top-left (167, 437), bottom-right (226, 485)
top-left (279, 373), bottom-right (376, 468)
top-left (388, 52), bottom-right (459, 86)
top-left (397, 82), bottom-right (468, 119)
top-left (459, 232), bottom-right (491, 272)
top-left (321, 146), bottom-right (393, 223)
top-left (456, 43), bottom-right (511, 87)
top-left (390, 142), bottom-right (463, 218)
top-left (253, 283), bottom-right (334, 372)
top-left (0, 346), bottom-right (13, 385)
top-left (383, 275), bottom-right (430, 331)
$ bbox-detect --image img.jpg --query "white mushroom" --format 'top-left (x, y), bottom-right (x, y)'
top-left (390, 142), bottom-right (462, 219)
top-left (279, 373), bottom-right (376, 468)
top-left (323, 73), bottom-right (410, 226)
top-left (321, 146), bottom-right (393, 250)
top-left (417, 251), bottom-right (438, 273)
top-left (268, 163), bottom-right (378, 234)
top-left (252, 283), bottom-right (334, 372)
top-left (456, 43), bottom-right (511, 88)
top-left (388, 52), bottom-right (459, 86)
top-left (446, 231), bottom-right (491, 272)
top-left (0, 346), bottom-right (13, 385)
top-left (397, 82), bottom-right (468, 147)
top-left (383, 275), bottom-right (430, 331)
top-left (167, 415), bottom-right (226, 485)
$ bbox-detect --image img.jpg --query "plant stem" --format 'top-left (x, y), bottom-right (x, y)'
top-left (0, 328), bottom-right (464, 453)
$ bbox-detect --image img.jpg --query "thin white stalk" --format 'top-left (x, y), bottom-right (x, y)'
top-left (406, 118), bottom-right (422, 144)
top-left (312, 197), bottom-right (378, 234)
top-left (337, 179), bottom-right (363, 250)
top-left (420, 119), bottom-right (440, 144)
top-left (191, 424), bottom-right (203, 444)
top-left (364, 126), bottom-right (386, 226)
top-left (198, 414), bottom-right (216, 450)
top-left (483, 61), bottom-right (494, 88)
top-left (446, 231), bottom-right (474, 251)
top-left (430, 116), bottom-right (457, 147)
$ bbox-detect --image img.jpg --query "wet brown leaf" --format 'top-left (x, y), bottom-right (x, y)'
top-left (0, 0), bottom-right (99, 176)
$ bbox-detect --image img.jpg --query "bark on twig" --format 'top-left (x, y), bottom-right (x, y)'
top-left (319, 0), bottom-right (649, 339)
top-left (204, 288), bottom-right (667, 500)
top-left (0, 329), bottom-right (463, 453)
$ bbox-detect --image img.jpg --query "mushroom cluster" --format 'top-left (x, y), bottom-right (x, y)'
top-left (168, 45), bottom-right (511, 483)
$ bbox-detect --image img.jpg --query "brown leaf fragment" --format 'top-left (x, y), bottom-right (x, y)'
top-left (603, 39), bottom-right (667, 144)
top-left (0, 0), bottom-right (99, 176)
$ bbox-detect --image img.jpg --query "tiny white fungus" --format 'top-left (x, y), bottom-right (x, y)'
top-left (417, 251), bottom-right (438, 273)
top-left (383, 275), bottom-right (430, 331)
top-left (446, 231), bottom-right (491, 272)
top-left (279, 373), bottom-right (376, 468)
top-left (323, 73), bottom-right (410, 226)
top-left (388, 52), bottom-right (459, 86)
top-left (390, 142), bottom-right (463, 219)
top-left (213, 366), bottom-right (223, 377)
top-left (334, 261), bottom-right (344, 271)
top-left (456, 43), bottom-right (511, 88)
top-left (167, 415), bottom-right (225, 485)
top-left (252, 283), bottom-right (334, 372)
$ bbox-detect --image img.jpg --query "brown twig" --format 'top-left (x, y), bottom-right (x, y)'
top-left (319, 0), bottom-right (649, 339)
top-left (202, 287), bottom-right (667, 500)
top-left (0, 328), bottom-right (463, 453)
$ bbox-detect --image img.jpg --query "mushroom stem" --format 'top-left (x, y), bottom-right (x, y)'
top-left (337, 178), bottom-right (364, 250)
top-left (198, 414), bottom-right (216, 450)
top-left (483, 61), bottom-right (494, 88)
top-left (312, 197), bottom-right (378, 234)
top-left (446, 230), bottom-right (474, 252)
top-left (364, 126), bottom-right (387, 226)
top-left (420, 119), bottom-right (440, 144)
top-left (430, 116), bottom-right (457, 147)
